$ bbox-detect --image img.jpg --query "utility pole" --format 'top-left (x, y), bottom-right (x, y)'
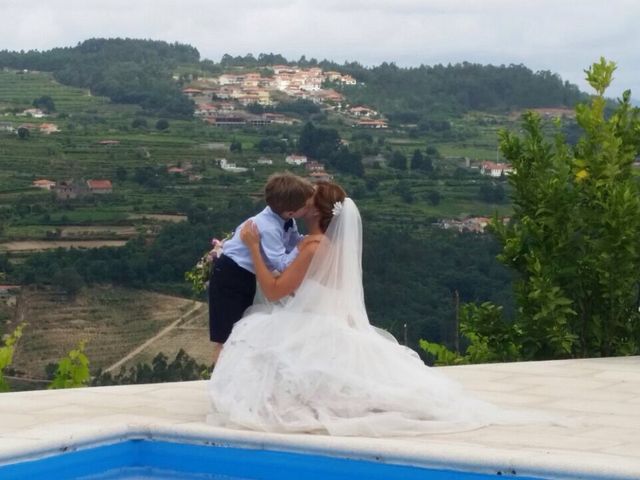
top-left (453, 289), bottom-right (460, 354)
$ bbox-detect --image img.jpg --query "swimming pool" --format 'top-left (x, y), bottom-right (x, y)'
top-left (0, 439), bottom-right (543, 479)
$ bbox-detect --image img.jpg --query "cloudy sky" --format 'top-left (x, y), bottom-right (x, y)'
top-left (2, 0), bottom-right (638, 99)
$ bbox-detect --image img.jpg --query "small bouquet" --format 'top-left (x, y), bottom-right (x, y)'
top-left (185, 236), bottom-right (227, 294)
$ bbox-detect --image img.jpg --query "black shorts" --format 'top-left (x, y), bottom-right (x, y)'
top-left (208, 254), bottom-right (256, 343)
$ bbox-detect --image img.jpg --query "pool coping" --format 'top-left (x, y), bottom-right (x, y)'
top-left (0, 417), bottom-right (635, 480)
top-left (1, 357), bottom-right (639, 479)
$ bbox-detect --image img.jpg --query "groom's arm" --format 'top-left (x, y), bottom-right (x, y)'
top-left (260, 227), bottom-right (300, 273)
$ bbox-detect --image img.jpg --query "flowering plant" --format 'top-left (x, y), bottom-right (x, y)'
top-left (185, 235), bottom-right (227, 294)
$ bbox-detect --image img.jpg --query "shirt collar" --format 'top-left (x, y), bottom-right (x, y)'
top-left (265, 206), bottom-right (288, 228)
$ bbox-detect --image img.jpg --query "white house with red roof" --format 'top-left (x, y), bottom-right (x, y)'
top-left (480, 161), bottom-right (514, 177)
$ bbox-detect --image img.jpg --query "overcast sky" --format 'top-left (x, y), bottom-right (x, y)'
top-left (2, 0), bottom-right (638, 99)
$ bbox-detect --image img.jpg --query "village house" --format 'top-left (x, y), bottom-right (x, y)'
top-left (256, 157), bottom-right (273, 165)
top-left (262, 113), bottom-right (294, 125)
top-left (39, 123), bottom-right (60, 134)
top-left (167, 166), bottom-right (186, 175)
top-left (480, 161), bottom-right (514, 177)
top-left (436, 217), bottom-right (488, 234)
top-left (305, 161), bottom-right (325, 172)
top-left (323, 71), bottom-right (343, 82)
top-left (285, 154), bottom-right (308, 166)
top-left (182, 88), bottom-right (204, 99)
top-left (218, 74), bottom-right (245, 86)
top-left (308, 171), bottom-right (333, 183)
top-left (19, 108), bottom-right (46, 118)
top-left (219, 158), bottom-right (248, 173)
top-left (340, 75), bottom-right (357, 85)
top-left (349, 106), bottom-right (378, 118)
top-left (86, 179), bottom-right (113, 194)
top-left (31, 179), bottom-right (56, 190)
top-left (356, 119), bottom-right (388, 129)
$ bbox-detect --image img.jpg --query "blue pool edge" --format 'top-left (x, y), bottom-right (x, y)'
top-left (0, 422), bottom-right (633, 480)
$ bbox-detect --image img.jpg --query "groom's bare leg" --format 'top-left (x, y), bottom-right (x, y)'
top-left (212, 342), bottom-right (223, 365)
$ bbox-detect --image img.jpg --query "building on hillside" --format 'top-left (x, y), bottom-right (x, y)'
top-left (256, 157), bottom-right (273, 165)
top-left (20, 108), bottom-right (46, 118)
top-left (167, 166), bottom-right (186, 175)
top-left (219, 158), bottom-right (248, 173)
top-left (323, 71), bottom-right (343, 82)
top-left (436, 217), bottom-right (484, 234)
top-left (97, 140), bottom-right (120, 146)
top-left (263, 113), bottom-right (295, 125)
top-left (305, 161), bottom-right (325, 172)
top-left (285, 154), bottom-right (308, 166)
top-left (480, 161), bottom-right (514, 177)
top-left (32, 179), bottom-right (56, 190)
top-left (348, 106), bottom-right (378, 117)
top-left (182, 88), bottom-right (204, 98)
top-left (308, 171), bottom-right (333, 183)
top-left (340, 75), bottom-right (357, 85)
top-left (356, 119), bottom-right (388, 129)
top-left (206, 115), bottom-right (246, 126)
top-left (39, 123), bottom-right (60, 134)
top-left (86, 179), bottom-right (113, 194)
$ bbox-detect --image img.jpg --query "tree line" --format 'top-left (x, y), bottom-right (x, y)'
top-left (0, 38), bottom-right (198, 117)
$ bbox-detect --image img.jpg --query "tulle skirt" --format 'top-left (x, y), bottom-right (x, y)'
top-left (207, 305), bottom-right (508, 437)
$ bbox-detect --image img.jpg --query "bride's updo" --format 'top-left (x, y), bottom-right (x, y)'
top-left (314, 181), bottom-right (347, 233)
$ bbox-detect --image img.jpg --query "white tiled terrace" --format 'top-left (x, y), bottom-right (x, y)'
top-left (0, 356), bottom-right (638, 479)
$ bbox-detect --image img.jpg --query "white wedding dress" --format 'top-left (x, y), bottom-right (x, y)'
top-left (207, 199), bottom-right (515, 436)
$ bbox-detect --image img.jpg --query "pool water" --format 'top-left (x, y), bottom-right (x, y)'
top-left (0, 439), bottom-right (544, 479)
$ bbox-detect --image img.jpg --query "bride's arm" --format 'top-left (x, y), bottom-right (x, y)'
top-left (241, 221), bottom-right (319, 301)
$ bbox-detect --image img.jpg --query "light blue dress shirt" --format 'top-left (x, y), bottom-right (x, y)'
top-left (221, 206), bottom-right (302, 274)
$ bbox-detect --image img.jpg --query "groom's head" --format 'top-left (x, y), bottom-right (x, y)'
top-left (265, 172), bottom-right (315, 219)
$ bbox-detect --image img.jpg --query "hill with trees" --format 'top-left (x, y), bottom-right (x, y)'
top-left (0, 38), bottom-right (198, 117)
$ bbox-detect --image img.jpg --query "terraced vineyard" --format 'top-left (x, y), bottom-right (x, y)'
top-left (10, 286), bottom-right (198, 378)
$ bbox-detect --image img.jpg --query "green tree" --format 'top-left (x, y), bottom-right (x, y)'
top-left (52, 267), bottom-right (85, 297)
top-left (155, 118), bottom-right (170, 130)
top-left (492, 58), bottom-right (640, 359)
top-left (0, 323), bottom-right (25, 392)
top-left (229, 139), bottom-right (242, 153)
top-left (131, 118), bottom-right (148, 129)
top-left (17, 126), bottom-right (30, 139)
top-left (389, 150), bottom-right (407, 170)
top-left (33, 95), bottom-right (56, 113)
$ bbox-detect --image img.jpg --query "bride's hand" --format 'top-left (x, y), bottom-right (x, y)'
top-left (240, 220), bottom-right (260, 247)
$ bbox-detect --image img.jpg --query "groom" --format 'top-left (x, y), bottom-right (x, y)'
top-left (208, 172), bottom-right (315, 364)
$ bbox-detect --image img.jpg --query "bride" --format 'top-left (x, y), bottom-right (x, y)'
top-left (208, 182), bottom-right (511, 436)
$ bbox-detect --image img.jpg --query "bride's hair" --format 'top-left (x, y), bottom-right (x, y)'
top-left (314, 181), bottom-right (347, 233)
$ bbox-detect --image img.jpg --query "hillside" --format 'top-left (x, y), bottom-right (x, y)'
top-left (0, 39), bottom-right (590, 371)
top-left (8, 286), bottom-right (206, 380)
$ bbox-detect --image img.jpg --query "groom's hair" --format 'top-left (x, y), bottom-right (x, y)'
top-left (264, 172), bottom-right (314, 214)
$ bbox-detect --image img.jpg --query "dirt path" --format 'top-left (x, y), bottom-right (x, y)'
top-left (103, 301), bottom-right (205, 373)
